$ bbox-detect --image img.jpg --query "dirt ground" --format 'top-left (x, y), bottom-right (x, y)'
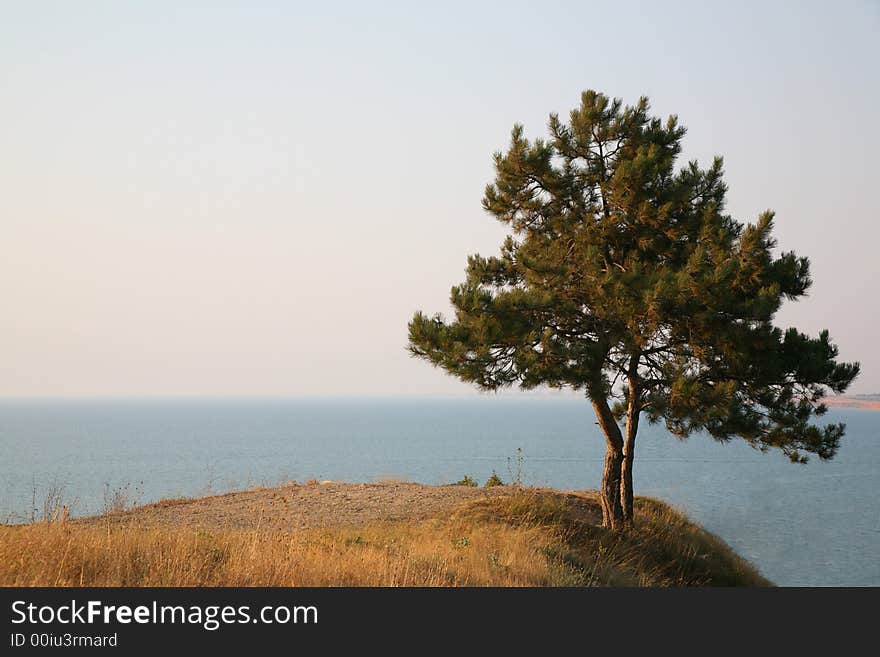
top-left (79, 482), bottom-right (518, 531)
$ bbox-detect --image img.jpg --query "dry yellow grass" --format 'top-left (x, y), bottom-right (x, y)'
top-left (0, 489), bottom-right (769, 587)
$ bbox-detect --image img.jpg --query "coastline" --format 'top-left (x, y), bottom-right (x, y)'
top-left (821, 397), bottom-right (880, 411)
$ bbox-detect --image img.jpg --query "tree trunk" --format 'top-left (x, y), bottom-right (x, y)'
top-left (590, 396), bottom-right (624, 531)
top-left (621, 402), bottom-right (639, 524)
top-left (601, 439), bottom-right (624, 531)
top-left (621, 353), bottom-right (641, 525)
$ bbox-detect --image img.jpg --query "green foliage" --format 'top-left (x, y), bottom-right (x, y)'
top-left (409, 90), bottom-right (859, 463)
top-left (452, 475), bottom-right (478, 487)
top-left (485, 471), bottom-right (505, 487)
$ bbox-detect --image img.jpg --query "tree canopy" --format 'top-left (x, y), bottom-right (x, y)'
top-left (408, 90), bottom-right (859, 530)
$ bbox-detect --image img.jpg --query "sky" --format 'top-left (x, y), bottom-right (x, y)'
top-left (1, 1), bottom-right (878, 398)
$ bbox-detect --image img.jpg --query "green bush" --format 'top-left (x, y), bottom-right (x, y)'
top-left (485, 471), bottom-right (505, 487)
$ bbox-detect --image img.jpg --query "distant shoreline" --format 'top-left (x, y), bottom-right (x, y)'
top-left (821, 397), bottom-right (880, 411)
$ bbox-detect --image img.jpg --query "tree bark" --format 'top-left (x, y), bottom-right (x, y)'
top-left (590, 395), bottom-right (624, 531)
top-left (621, 353), bottom-right (641, 525)
top-left (621, 401), bottom-right (639, 525)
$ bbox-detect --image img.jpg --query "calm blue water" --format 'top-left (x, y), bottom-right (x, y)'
top-left (1, 398), bottom-right (877, 586)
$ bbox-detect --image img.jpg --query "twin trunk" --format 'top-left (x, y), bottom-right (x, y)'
top-left (598, 443), bottom-right (634, 531)
top-left (592, 380), bottom-right (639, 531)
top-left (598, 445), bottom-right (635, 531)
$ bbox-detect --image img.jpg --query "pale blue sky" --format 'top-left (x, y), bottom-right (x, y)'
top-left (1, 1), bottom-right (878, 396)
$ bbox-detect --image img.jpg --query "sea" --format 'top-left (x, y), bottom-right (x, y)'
top-left (0, 398), bottom-right (877, 586)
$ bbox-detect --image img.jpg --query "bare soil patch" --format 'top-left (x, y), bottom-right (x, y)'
top-left (79, 481), bottom-right (516, 531)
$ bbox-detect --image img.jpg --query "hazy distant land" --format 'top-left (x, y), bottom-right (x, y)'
top-left (822, 395), bottom-right (880, 411)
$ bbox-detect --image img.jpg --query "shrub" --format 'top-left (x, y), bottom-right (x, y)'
top-left (485, 471), bottom-right (505, 488)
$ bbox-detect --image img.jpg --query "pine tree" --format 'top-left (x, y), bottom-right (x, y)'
top-left (408, 90), bottom-right (860, 530)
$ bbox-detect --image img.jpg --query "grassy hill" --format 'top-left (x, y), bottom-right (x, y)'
top-left (0, 483), bottom-right (769, 586)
